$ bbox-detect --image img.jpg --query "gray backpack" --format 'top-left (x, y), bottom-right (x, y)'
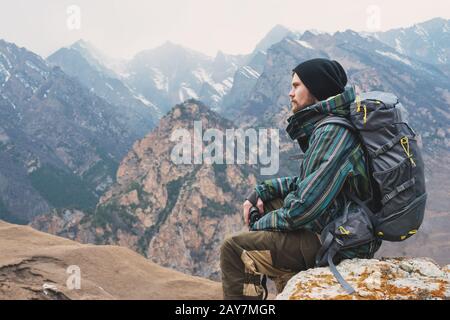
top-left (314, 91), bottom-right (427, 294)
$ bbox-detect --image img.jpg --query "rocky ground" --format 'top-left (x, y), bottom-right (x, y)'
top-left (277, 257), bottom-right (450, 300)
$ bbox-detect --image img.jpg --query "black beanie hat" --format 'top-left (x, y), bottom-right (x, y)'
top-left (292, 58), bottom-right (348, 101)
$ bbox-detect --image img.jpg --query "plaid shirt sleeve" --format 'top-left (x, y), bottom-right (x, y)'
top-left (251, 124), bottom-right (359, 231)
top-left (254, 176), bottom-right (300, 202)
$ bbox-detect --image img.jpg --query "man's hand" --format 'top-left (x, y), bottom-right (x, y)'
top-left (243, 198), bottom-right (264, 227)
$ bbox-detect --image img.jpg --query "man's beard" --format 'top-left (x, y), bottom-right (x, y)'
top-left (292, 99), bottom-right (316, 113)
top-left (291, 101), bottom-right (301, 113)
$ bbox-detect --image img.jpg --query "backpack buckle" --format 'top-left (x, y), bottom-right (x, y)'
top-left (338, 226), bottom-right (351, 235)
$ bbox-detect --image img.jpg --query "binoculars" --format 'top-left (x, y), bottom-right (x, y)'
top-left (249, 206), bottom-right (261, 227)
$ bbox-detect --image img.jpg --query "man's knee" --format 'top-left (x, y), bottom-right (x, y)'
top-left (220, 235), bottom-right (239, 266)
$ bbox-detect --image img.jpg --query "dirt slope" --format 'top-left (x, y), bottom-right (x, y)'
top-left (0, 220), bottom-right (221, 300)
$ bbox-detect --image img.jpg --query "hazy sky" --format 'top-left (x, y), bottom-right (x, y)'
top-left (0, 0), bottom-right (449, 59)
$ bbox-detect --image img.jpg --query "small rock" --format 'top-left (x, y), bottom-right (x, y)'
top-left (42, 283), bottom-right (58, 295)
top-left (401, 258), bottom-right (444, 278)
top-left (363, 271), bottom-right (382, 291)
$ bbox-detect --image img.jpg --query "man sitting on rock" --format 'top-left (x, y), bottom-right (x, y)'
top-left (220, 58), bottom-right (382, 300)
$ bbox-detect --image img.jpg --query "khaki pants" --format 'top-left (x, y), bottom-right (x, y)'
top-left (220, 198), bottom-right (321, 300)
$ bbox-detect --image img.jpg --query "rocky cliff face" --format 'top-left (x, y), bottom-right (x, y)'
top-left (32, 100), bottom-right (257, 280)
top-left (99, 100), bottom-right (256, 279)
top-left (277, 257), bottom-right (450, 300)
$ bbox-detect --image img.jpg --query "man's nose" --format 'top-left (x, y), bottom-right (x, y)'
top-left (289, 89), bottom-right (294, 97)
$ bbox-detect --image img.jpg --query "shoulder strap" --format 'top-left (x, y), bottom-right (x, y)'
top-left (316, 232), bottom-right (356, 295)
top-left (316, 117), bottom-right (380, 215)
top-left (315, 116), bottom-right (356, 133)
top-left (327, 251), bottom-right (356, 295)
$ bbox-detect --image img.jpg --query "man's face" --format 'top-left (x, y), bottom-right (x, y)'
top-left (289, 73), bottom-right (317, 113)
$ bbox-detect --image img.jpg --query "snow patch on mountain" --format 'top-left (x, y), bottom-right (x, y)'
top-left (151, 67), bottom-right (169, 91)
top-left (179, 84), bottom-right (198, 101)
top-left (240, 66), bottom-right (260, 79)
top-left (414, 24), bottom-right (430, 38)
top-left (376, 50), bottom-right (413, 67)
top-left (0, 52), bottom-right (12, 69)
top-left (134, 94), bottom-right (162, 117)
top-left (192, 68), bottom-right (212, 84)
top-left (15, 73), bottom-right (38, 92)
top-left (438, 55), bottom-right (447, 64)
top-left (25, 60), bottom-right (49, 78)
top-left (192, 68), bottom-right (234, 99)
top-left (295, 39), bottom-right (314, 49)
top-left (286, 38), bottom-right (315, 50)
top-left (134, 94), bottom-right (154, 107)
top-left (211, 83), bottom-right (227, 97)
top-left (0, 62), bottom-right (11, 85)
top-left (210, 77), bottom-right (234, 97)
top-left (0, 51), bottom-right (13, 85)
top-left (309, 29), bottom-right (330, 36)
top-left (444, 22), bottom-right (450, 33)
top-left (1, 93), bottom-right (16, 109)
top-left (394, 39), bottom-right (405, 54)
top-left (223, 77), bottom-right (233, 88)
top-left (210, 94), bottom-right (221, 103)
top-left (105, 82), bottom-right (114, 91)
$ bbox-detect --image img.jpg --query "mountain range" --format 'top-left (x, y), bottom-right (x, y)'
top-left (0, 39), bottom-right (156, 223)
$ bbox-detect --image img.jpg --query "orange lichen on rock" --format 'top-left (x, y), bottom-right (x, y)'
top-left (429, 280), bottom-right (447, 299)
top-left (277, 258), bottom-right (450, 300)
